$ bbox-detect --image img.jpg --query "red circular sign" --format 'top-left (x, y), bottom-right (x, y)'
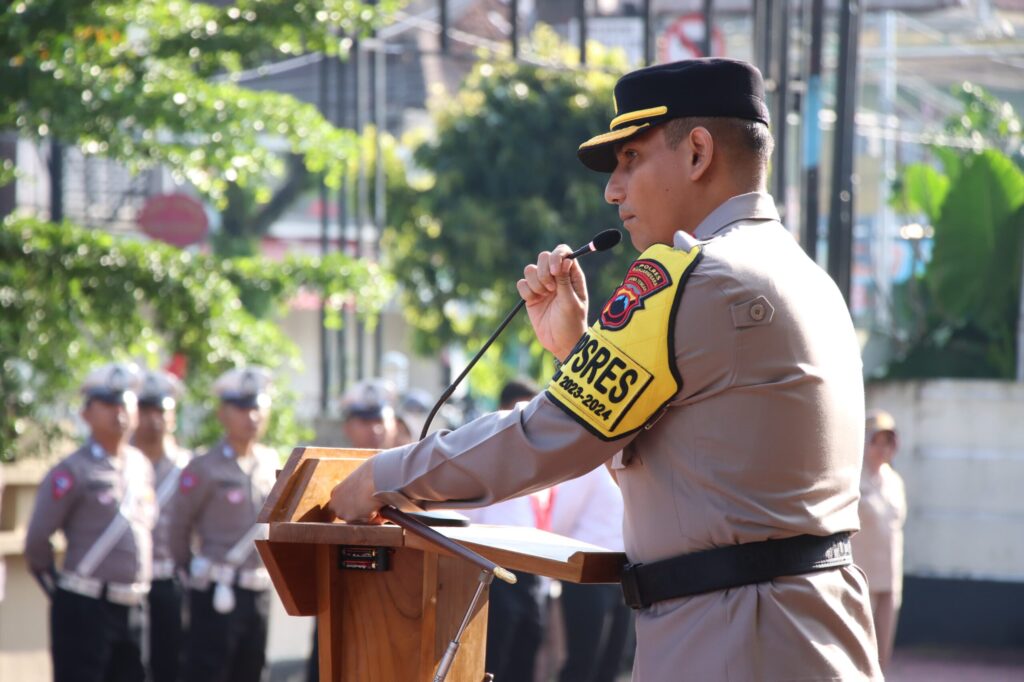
top-left (659, 13), bottom-right (726, 63)
top-left (138, 193), bottom-right (209, 247)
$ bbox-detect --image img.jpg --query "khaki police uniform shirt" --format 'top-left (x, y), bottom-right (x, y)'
top-left (851, 463), bottom-right (906, 596)
top-left (151, 445), bottom-right (192, 567)
top-left (25, 441), bottom-right (157, 585)
top-left (167, 440), bottom-right (277, 573)
top-left (371, 193), bottom-right (881, 681)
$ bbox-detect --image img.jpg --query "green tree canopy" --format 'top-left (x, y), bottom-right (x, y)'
top-left (1, 0), bottom-right (395, 204)
top-left (0, 214), bottom-right (391, 461)
top-left (383, 29), bottom-right (632, 388)
top-left (886, 84), bottom-right (1024, 378)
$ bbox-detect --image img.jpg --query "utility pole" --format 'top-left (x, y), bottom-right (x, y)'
top-left (772, 0), bottom-right (790, 212)
top-left (49, 141), bottom-right (63, 222)
top-left (355, 37), bottom-right (369, 381)
top-left (828, 0), bottom-right (862, 305)
top-left (510, 0), bottom-right (519, 59)
top-left (372, 35), bottom-right (387, 379)
top-left (318, 52), bottom-right (331, 414)
top-left (702, 0), bottom-right (714, 57)
top-left (578, 0), bottom-right (587, 65)
top-left (642, 0), bottom-right (653, 66)
top-left (801, 0), bottom-right (824, 262)
top-left (0, 133), bottom-right (16, 219)
top-left (439, 0), bottom-right (449, 53)
top-left (336, 50), bottom-right (350, 394)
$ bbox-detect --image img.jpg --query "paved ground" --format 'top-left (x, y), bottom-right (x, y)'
top-left (272, 646), bottom-right (1024, 681)
top-left (887, 647), bottom-right (1024, 682)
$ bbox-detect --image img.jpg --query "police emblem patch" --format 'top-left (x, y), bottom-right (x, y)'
top-left (547, 244), bottom-right (701, 440)
top-left (179, 471), bottom-right (198, 493)
top-left (52, 470), bottom-right (74, 500)
top-left (600, 259), bottom-right (672, 330)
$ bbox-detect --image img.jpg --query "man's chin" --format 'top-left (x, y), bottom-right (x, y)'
top-left (628, 235), bottom-right (649, 251)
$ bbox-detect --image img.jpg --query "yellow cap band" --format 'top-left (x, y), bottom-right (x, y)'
top-left (578, 123), bottom-right (650, 151)
top-left (609, 105), bottom-right (668, 130)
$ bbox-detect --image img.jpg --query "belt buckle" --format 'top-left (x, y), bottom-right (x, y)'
top-left (620, 562), bottom-right (646, 610)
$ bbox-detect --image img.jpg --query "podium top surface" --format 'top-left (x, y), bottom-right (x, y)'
top-left (259, 446), bottom-right (626, 585)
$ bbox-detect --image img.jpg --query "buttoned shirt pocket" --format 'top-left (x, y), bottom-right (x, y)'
top-left (730, 295), bottom-right (775, 328)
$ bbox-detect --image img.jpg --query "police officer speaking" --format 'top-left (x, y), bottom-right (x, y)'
top-left (328, 59), bottom-right (881, 680)
top-left (131, 369), bottom-right (192, 682)
top-left (168, 366), bottom-right (278, 682)
top-left (25, 362), bottom-right (157, 682)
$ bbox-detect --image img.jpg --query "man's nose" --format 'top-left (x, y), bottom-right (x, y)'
top-left (604, 168), bottom-right (624, 205)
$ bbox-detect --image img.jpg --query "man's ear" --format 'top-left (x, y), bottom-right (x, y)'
top-left (687, 127), bottom-right (714, 182)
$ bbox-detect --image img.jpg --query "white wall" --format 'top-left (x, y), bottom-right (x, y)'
top-left (866, 380), bottom-right (1024, 582)
top-left (279, 303), bottom-right (446, 420)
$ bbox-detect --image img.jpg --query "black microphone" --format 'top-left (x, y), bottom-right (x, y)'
top-left (419, 229), bottom-right (622, 439)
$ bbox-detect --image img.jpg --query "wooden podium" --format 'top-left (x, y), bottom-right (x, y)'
top-left (257, 447), bottom-right (627, 682)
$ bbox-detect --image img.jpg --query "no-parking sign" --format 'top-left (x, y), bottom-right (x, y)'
top-left (658, 13), bottom-right (725, 62)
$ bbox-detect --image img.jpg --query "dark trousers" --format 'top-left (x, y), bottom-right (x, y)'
top-left (181, 586), bottom-right (269, 682)
top-left (306, 626), bottom-right (318, 682)
top-left (147, 579), bottom-right (183, 682)
top-left (558, 582), bottom-right (632, 682)
top-left (51, 587), bottom-right (146, 682)
top-left (485, 573), bottom-right (544, 682)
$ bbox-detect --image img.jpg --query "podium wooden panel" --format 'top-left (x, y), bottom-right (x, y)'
top-left (258, 446), bottom-right (627, 682)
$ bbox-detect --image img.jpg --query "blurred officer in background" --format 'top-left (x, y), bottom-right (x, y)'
top-left (340, 378), bottom-right (401, 450)
top-left (461, 379), bottom-right (548, 682)
top-left (25, 362), bottom-right (157, 682)
top-left (169, 367), bottom-right (278, 682)
top-left (550, 462), bottom-right (629, 682)
top-left (308, 378), bottom-right (402, 682)
top-left (131, 369), bottom-right (192, 682)
top-left (851, 409), bottom-right (907, 672)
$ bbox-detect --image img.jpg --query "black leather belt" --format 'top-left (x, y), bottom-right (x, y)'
top-left (620, 532), bottom-right (852, 610)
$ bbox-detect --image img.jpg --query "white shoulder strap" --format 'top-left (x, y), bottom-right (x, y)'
top-left (155, 465), bottom-right (181, 509)
top-left (223, 524), bottom-right (262, 566)
top-left (75, 457), bottom-right (141, 578)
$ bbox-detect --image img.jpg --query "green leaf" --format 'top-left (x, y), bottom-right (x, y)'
top-left (925, 150), bottom-right (1024, 360)
top-left (891, 163), bottom-right (949, 222)
top-left (0, 216), bottom-right (389, 461)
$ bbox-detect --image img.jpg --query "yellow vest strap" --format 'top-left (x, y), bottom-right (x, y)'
top-left (546, 243), bottom-right (703, 441)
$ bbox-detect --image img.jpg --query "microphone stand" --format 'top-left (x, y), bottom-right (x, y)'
top-left (419, 299), bottom-right (525, 440)
top-left (404, 229), bottom-right (621, 679)
top-left (419, 229), bottom-right (621, 439)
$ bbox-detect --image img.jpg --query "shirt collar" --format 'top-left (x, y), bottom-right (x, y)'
top-left (691, 192), bottom-right (780, 241)
top-left (88, 440), bottom-right (109, 459)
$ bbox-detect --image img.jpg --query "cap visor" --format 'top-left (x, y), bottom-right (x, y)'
top-left (345, 407), bottom-right (388, 421)
top-left (86, 390), bottom-right (136, 404)
top-left (223, 395), bottom-right (269, 409)
top-left (139, 396), bottom-right (176, 411)
top-left (577, 123), bottom-right (650, 172)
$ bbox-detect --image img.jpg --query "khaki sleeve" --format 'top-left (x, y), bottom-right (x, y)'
top-left (671, 270), bottom-right (739, 405)
top-left (373, 392), bottom-right (633, 511)
top-left (166, 458), bottom-right (210, 568)
top-left (24, 463), bottom-right (78, 574)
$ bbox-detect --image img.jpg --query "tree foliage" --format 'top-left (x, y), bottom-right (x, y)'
top-left (885, 84), bottom-right (1024, 378)
top-left (383, 29), bottom-right (632, 385)
top-left (0, 215), bottom-right (391, 461)
top-left (1, 0), bottom-right (396, 203)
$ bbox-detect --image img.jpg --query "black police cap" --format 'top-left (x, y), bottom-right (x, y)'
top-left (578, 58), bottom-right (770, 173)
